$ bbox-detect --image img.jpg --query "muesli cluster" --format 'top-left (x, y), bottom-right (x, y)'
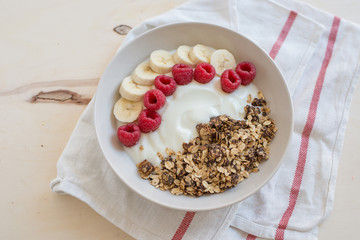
top-left (137, 91), bottom-right (277, 197)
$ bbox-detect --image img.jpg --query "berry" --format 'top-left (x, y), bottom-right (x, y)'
top-left (220, 69), bottom-right (241, 93)
top-left (138, 109), bottom-right (162, 133)
top-left (235, 61), bottom-right (256, 85)
top-left (172, 64), bottom-right (193, 85)
top-left (143, 89), bottom-right (166, 111)
top-left (194, 63), bottom-right (216, 84)
top-left (117, 124), bottom-right (141, 147)
top-left (154, 75), bottom-right (177, 96)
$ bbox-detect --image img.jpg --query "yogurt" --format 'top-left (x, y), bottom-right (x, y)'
top-left (124, 77), bottom-right (259, 165)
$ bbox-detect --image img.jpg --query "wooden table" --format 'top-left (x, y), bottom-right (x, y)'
top-left (1, 0), bottom-right (359, 239)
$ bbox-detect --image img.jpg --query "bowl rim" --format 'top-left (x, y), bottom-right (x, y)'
top-left (94, 21), bottom-right (294, 211)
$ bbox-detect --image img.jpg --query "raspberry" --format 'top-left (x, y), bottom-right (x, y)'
top-left (220, 69), bottom-right (241, 93)
top-left (235, 61), bottom-right (256, 85)
top-left (117, 124), bottom-right (141, 147)
top-left (172, 64), bottom-right (193, 85)
top-left (194, 63), bottom-right (216, 84)
top-left (154, 75), bottom-right (177, 96)
top-left (143, 89), bottom-right (166, 111)
top-left (138, 109), bottom-right (162, 133)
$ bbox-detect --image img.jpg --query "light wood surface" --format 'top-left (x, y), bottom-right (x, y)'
top-left (0, 0), bottom-right (358, 239)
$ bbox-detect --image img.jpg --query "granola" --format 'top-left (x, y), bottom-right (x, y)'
top-left (136, 92), bottom-right (277, 197)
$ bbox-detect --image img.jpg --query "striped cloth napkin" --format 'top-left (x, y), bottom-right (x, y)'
top-left (50, 0), bottom-right (360, 239)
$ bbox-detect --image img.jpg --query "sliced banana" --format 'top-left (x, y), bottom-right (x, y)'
top-left (189, 44), bottom-right (215, 65)
top-left (210, 49), bottom-right (237, 76)
top-left (173, 45), bottom-right (194, 66)
top-left (119, 76), bottom-right (152, 102)
top-left (149, 50), bottom-right (175, 74)
top-left (132, 61), bottom-right (159, 86)
top-left (113, 97), bottom-right (143, 123)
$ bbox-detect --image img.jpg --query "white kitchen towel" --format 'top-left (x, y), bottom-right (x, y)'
top-left (50, 0), bottom-right (360, 239)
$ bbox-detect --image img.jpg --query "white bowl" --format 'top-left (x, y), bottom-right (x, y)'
top-left (94, 22), bottom-right (293, 211)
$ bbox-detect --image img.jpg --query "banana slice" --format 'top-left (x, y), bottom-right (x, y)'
top-left (210, 49), bottom-right (237, 76)
top-left (132, 61), bottom-right (159, 86)
top-left (189, 44), bottom-right (215, 65)
top-left (119, 76), bottom-right (152, 102)
top-left (113, 97), bottom-right (143, 123)
top-left (149, 50), bottom-right (175, 74)
top-left (173, 45), bottom-right (194, 66)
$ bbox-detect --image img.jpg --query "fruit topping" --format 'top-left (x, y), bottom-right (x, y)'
top-left (189, 44), bottom-right (214, 65)
top-left (119, 76), bottom-right (152, 102)
top-left (113, 98), bottom-right (143, 123)
top-left (173, 45), bottom-right (194, 66)
top-left (220, 69), bottom-right (241, 93)
top-left (154, 75), bottom-right (177, 96)
top-left (138, 109), bottom-right (162, 133)
top-left (171, 63), bottom-right (193, 85)
top-left (194, 63), bottom-right (216, 84)
top-left (235, 61), bottom-right (256, 85)
top-left (149, 50), bottom-right (175, 74)
top-left (117, 124), bottom-right (141, 147)
top-left (131, 61), bottom-right (159, 86)
top-left (143, 89), bottom-right (166, 111)
top-left (210, 49), bottom-right (237, 76)
top-left (113, 44), bottom-right (260, 149)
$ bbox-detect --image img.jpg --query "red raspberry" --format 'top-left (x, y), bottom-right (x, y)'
top-left (143, 89), bottom-right (166, 111)
top-left (220, 69), bottom-right (241, 93)
top-left (172, 64), bottom-right (193, 85)
top-left (154, 75), bottom-right (177, 96)
top-left (117, 124), bottom-right (141, 147)
top-left (194, 63), bottom-right (216, 84)
top-left (235, 61), bottom-right (256, 85)
top-left (138, 109), bottom-right (162, 133)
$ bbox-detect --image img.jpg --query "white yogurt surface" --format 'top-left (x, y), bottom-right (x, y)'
top-left (124, 77), bottom-right (259, 165)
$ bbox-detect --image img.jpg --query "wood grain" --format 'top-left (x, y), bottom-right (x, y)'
top-left (0, 78), bottom-right (98, 97)
top-left (30, 90), bottom-right (91, 105)
top-left (113, 24), bottom-right (132, 35)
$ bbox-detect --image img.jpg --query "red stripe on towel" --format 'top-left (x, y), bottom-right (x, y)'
top-left (269, 11), bottom-right (297, 59)
top-left (246, 234), bottom-right (257, 240)
top-left (245, 10), bottom-right (298, 240)
top-left (172, 212), bottom-right (196, 240)
top-left (274, 16), bottom-right (341, 240)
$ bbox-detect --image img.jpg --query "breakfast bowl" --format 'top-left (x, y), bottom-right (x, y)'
top-left (94, 22), bottom-right (293, 211)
